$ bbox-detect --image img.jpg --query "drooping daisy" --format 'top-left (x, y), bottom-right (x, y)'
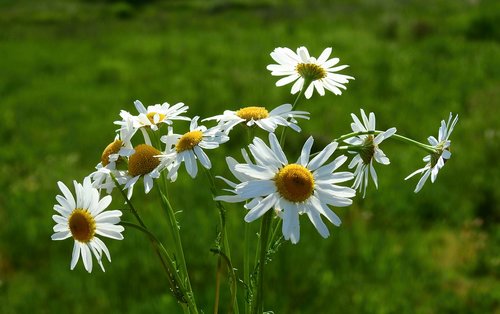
top-left (216, 133), bottom-right (355, 244)
top-left (203, 104), bottom-right (309, 134)
top-left (51, 177), bottom-right (124, 273)
top-left (266, 46), bottom-right (354, 99)
top-left (344, 109), bottom-right (396, 197)
top-left (155, 116), bottom-right (229, 181)
top-left (405, 113), bottom-right (458, 193)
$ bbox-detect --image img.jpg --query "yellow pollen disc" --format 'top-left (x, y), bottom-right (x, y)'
top-left (146, 112), bottom-right (166, 124)
top-left (175, 130), bottom-right (203, 153)
top-left (69, 209), bottom-right (96, 243)
top-left (235, 106), bottom-right (269, 121)
top-left (295, 63), bottom-right (327, 81)
top-left (128, 144), bottom-right (161, 177)
top-left (274, 164), bottom-right (315, 203)
top-left (101, 139), bottom-right (123, 166)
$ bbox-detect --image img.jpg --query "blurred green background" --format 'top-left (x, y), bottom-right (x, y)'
top-left (1, 0), bottom-right (499, 313)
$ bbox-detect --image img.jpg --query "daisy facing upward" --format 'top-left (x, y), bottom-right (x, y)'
top-left (216, 133), bottom-right (355, 244)
top-left (267, 46), bottom-right (354, 99)
top-left (154, 116), bottom-right (229, 182)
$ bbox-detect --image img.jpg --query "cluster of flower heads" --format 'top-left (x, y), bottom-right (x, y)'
top-left (52, 46), bottom-right (458, 272)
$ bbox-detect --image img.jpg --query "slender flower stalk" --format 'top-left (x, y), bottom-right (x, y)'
top-left (112, 173), bottom-right (198, 312)
top-left (204, 168), bottom-right (239, 314)
top-left (157, 175), bottom-right (198, 313)
top-left (279, 78), bottom-right (310, 146)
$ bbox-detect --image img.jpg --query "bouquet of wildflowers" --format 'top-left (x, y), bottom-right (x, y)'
top-left (51, 46), bottom-right (458, 313)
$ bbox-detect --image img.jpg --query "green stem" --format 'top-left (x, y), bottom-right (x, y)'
top-left (389, 133), bottom-right (436, 153)
top-left (157, 185), bottom-right (198, 313)
top-left (251, 210), bottom-right (273, 314)
top-left (243, 127), bottom-right (255, 314)
top-left (333, 130), bottom-right (436, 154)
top-left (214, 257), bottom-right (222, 314)
top-left (110, 174), bottom-right (146, 228)
top-left (120, 221), bottom-right (189, 303)
top-left (269, 218), bottom-right (283, 249)
top-left (279, 78), bottom-right (310, 146)
top-left (205, 168), bottom-right (239, 314)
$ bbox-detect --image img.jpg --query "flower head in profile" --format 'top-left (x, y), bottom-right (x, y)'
top-left (267, 46), bottom-right (354, 99)
top-left (405, 113), bottom-right (458, 193)
top-left (155, 116), bottom-right (229, 181)
top-left (91, 117), bottom-right (135, 194)
top-left (203, 104), bottom-right (309, 134)
top-left (51, 177), bottom-right (124, 273)
top-left (344, 109), bottom-right (396, 197)
top-left (216, 133), bottom-right (355, 244)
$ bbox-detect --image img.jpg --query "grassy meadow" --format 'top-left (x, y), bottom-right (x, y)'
top-left (1, 0), bottom-right (499, 313)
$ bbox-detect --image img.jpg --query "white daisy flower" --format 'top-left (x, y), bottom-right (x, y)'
top-left (405, 113), bottom-right (458, 193)
top-left (123, 143), bottom-right (162, 198)
top-left (155, 116), bottom-right (229, 181)
top-left (51, 177), bottom-right (124, 273)
top-left (266, 46), bottom-right (354, 99)
top-left (130, 100), bottom-right (190, 131)
top-left (216, 133), bottom-right (355, 244)
top-left (216, 149), bottom-right (263, 205)
top-left (91, 117), bottom-right (135, 194)
top-left (203, 104), bottom-right (309, 134)
top-left (344, 109), bottom-right (396, 197)
top-left (114, 100), bottom-right (190, 146)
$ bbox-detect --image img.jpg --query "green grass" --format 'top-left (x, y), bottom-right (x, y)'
top-left (1, 0), bottom-right (499, 313)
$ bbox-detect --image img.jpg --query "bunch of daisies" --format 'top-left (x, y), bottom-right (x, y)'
top-left (51, 45), bottom-right (458, 314)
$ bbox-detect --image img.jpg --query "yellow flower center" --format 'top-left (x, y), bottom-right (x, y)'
top-left (296, 63), bottom-right (327, 81)
top-left (176, 130), bottom-right (203, 152)
top-left (274, 164), bottom-right (315, 203)
top-left (101, 139), bottom-right (123, 166)
top-left (235, 106), bottom-right (269, 121)
top-left (146, 112), bottom-right (166, 125)
top-left (69, 209), bottom-right (96, 243)
top-left (128, 144), bottom-right (161, 177)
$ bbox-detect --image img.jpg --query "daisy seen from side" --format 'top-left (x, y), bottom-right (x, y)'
top-left (405, 113), bottom-right (458, 193)
top-left (344, 109), bottom-right (396, 197)
top-left (91, 116), bottom-right (135, 194)
top-left (203, 103), bottom-right (309, 134)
